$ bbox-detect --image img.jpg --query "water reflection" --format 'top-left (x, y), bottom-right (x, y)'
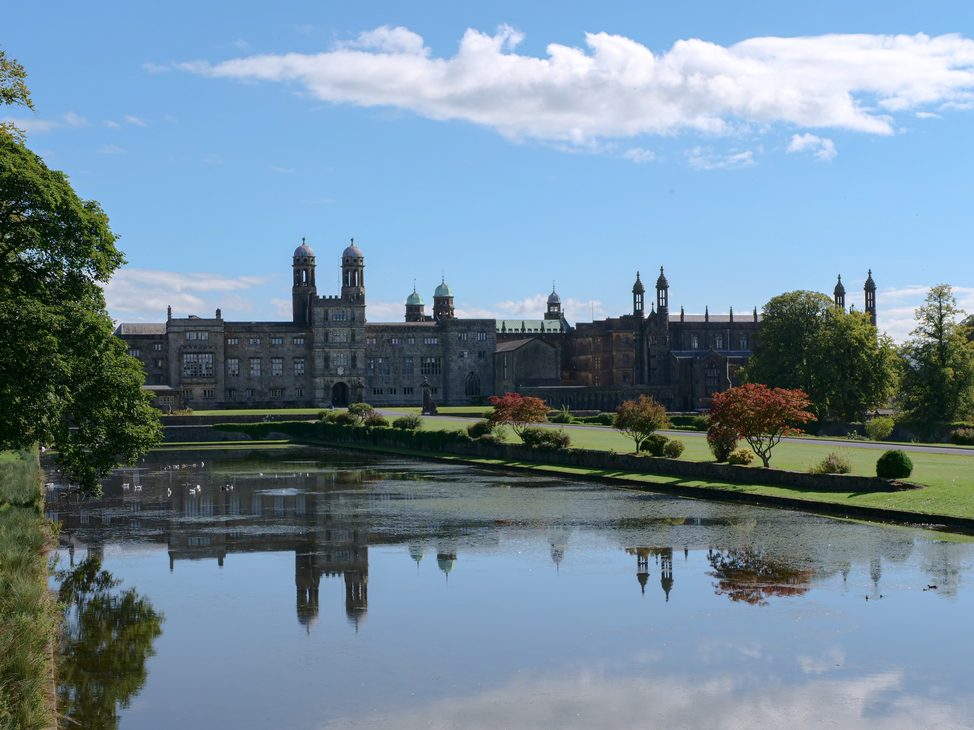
top-left (45, 448), bottom-right (974, 729)
top-left (56, 551), bottom-right (163, 730)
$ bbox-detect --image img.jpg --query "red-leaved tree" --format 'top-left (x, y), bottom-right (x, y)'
top-left (708, 384), bottom-right (815, 467)
top-left (488, 393), bottom-right (549, 440)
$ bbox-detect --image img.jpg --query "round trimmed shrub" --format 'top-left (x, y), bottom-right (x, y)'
top-left (467, 420), bottom-right (494, 439)
top-left (949, 427), bottom-right (974, 446)
top-left (477, 433), bottom-right (505, 447)
top-left (392, 414), bottom-right (422, 430)
top-left (876, 449), bottom-right (913, 479)
top-left (707, 423), bottom-right (738, 463)
top-left (333, 412), bottom-right (357, 426)
top-left (639, 433), bottom-right (669, 457)
top-left (595, 412), bottom-right (615, 426)
top-left (662, 439), bottom-right (685, 458)
top-left (521, 427), bottom-right (571, 450)
top-left (727, 448), bottom-right (755, 466)
top-left (319, 410), bottom-right (339, 423)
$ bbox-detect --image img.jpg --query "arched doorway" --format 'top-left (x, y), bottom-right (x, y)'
top-left (331, 382), bottom-right (350, 407)
top-left (464, 371), bottom-right (481, 397)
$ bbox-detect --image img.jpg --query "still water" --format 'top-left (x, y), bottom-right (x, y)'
top-left (46, 447), bottom-right (974, 729)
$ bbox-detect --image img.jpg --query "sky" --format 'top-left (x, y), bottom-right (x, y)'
top-left (5, 1), bottom-right (974, 341)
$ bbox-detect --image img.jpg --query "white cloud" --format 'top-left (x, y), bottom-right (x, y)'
top-left (124, 114), bottom-right (148, 127)
top-left (787, 133), bottom-right (838, 161)
top-left (141, 61), bottom-right (171, 74)
top-left (878, 284), bottom-right (974, 342)
top-left (104, 120), bottom-right (121, 129)
top-left (623, 147), bottom-right (656, 164)
top-left (231, 38), bottom-right (251, 51)
top-left (915, 111), bottom-right (941, 119)
top-left (688, 146), bottom-right (756, 170)
top-left (106, 268), bottom-right (269, 322)
top-left (184, 28), bottom-right (974, 146)
top-left (98, 143), bottom-right (126, 155)
top-left (2, 111), bottom-right (87, 135)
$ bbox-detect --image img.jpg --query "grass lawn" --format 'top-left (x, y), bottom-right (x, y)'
top-left (0, 450), bottom-right (58, 730)
top-left (386, 414), bottom-right (974, 520)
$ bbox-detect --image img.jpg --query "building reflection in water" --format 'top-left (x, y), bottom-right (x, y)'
top-left (48, 449), bottom-right (970, 634)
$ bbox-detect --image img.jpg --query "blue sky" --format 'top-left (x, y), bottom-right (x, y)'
top-left (5, 1), bottom-right (974, 340)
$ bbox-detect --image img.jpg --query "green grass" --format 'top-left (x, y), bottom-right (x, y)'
top-left (0, 450), bottom-right (57, 730)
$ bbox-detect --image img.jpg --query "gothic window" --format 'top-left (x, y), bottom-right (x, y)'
top-left (739, 334), bottom-right (749, 350)
top-left (690, 335), bottom-right (699, 350)
top-left (465, 372), bottom-right (481, 396)
top-left (715, 334), bottom-right (724, 350)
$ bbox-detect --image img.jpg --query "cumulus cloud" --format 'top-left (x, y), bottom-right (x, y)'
top-left (788, 133), bottom-right (838, 161)
top-left (125, 114), bottom-right (148, 127)
top-left (2, 111), bottom-right (88, 135)
top-left (105, 268), bottom-right (268, 322)
top-left (183, 27), bottom-right (974, 145)
top-left (688, 146), bottom-right (756, 170)
top-left (623, 147), bottom-right (656, 163)
top-left (878, 284), bottom-right (974, 342)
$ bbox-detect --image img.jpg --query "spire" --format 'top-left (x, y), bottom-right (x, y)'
top-left (704, 305), bottom-right (709, 323)
top-left (632, 271), bottom-right (645, 294)
top-left (729, 306), bottom-right (734, 323)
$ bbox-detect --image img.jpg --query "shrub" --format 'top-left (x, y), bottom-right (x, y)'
top-left (477, 433), bottom-right (505, 447)
top-left (809, 452), bottom-right (852, 474)
top-left (639, 433), bottom-right (669, 457)
top-left (691, 415), bottom-right (710, 432)
top-left (347, 402), bottom-right (374, 423)
top-left (549, 405), bottom-right (575, 424)
top-left (392, 414), bottom-right (422, 430)
top-left (845, 430), bottom-right (866, 441)
top-left (363, 412), bottom-right (389, 428)
top-left (727, 448), bottom-right (755, 466)
top-left (319, 410), bottom-right (338, 423)
top-left (467, 420), bottom-right (494, 439)
top-left (876, 450), bottom-right (913, 479)
top-left (865, 416), bottom-right (895, 441)
top-left (595, 412), bottom-right (615, 426)
top-left (662, 439), bottom-right (685, 458)
top-left (706, 422), bottom-right (738, 462)
top-left (333, 412), bottom-right (357, 426)
top-left (520, 427), bottom-right (571, 450)
top-left (948, 427), bottom-right (974, 445)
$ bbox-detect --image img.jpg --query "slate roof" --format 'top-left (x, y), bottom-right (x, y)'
top-left (114, 323), bottom-right (166, 335)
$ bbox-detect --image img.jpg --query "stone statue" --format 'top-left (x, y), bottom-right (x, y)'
top-left (421, 378), bottom-right (438, 416)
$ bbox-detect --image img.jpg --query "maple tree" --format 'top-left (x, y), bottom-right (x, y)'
top-left (487, 393), bottom-right (549, 439)
top-left (613, 395), bottom-right (670, 453)
top-left (708, 384), bottom-right (815, 467)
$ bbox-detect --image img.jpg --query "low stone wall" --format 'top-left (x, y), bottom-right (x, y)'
top-left (215, 421), bottom-right (916, 493)
top-left (161, 414), bottom-right (314, 427)
top-left (162, 425), bottom-right (256, 443)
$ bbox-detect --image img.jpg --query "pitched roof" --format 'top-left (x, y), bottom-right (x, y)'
top-left (115, 323), bottom-right (166, 335)
top-left (495, 337), bottom-right (552, 353)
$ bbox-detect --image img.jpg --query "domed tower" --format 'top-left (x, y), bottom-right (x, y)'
top-left (341, 238), bottom-right (365, 304)
top-left (833, 274), bottom-right (846, 309)
top-left (292, 237), bottom-right (317, 327)
top-left (864, 269), bottom-right (876, 326)
top-left (433, 277), bottom-right (455, 321)
top-left (545, 283), bottom-right (562, 321)
top-left (405, 283), bottom-right (425, 322)
top-left (632, 271), bottom-right (645, 318)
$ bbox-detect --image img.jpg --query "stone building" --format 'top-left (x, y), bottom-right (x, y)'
top-left (115, 239), bottom-right (494, 408)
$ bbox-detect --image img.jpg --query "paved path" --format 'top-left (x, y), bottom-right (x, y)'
top-left (377, 410), bottom-right (974, 458)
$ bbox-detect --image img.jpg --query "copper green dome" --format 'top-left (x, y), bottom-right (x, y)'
top-left (434, 278), bottom-right (453, 298)
top-left (406, 288), bottom-right (423, 306)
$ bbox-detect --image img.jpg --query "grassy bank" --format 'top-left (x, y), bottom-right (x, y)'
top-left (216, 419), bottom-right (974, 526)
top-left (0, 449), bottom-right (58, 730)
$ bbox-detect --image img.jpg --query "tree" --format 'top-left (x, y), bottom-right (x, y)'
top-left (613, 395), bottom-right (670, 453)
top-left (709, 384), bottom-right (815, 467)
top-left (899, 285), bottom-right (974, 424)
top-left (744, 290), bottom-right (899, 421)
top-left (0, 50), bottom-right (33, 142)
top-left (487, 393), bottom-right (549, 440)
top-left (1, 56), bottom-right (161, 494)
top-left (56, 556), bottom-right (164, 730)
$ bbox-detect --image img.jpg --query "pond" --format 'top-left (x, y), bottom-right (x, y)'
top-left (46, 447), bottom-right (974, 729)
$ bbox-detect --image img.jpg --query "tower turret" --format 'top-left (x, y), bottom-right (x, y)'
top-left (864, 269), bottom-right (876, 326)
top-left (433, 277), bottom-right (455, 321)
top-left (834, 274), bottom-right (846, 309)
top-left (341, 238), bottom-right (365, 304)
top-left (405, 283), bottom-right (425, 322)
top-left (292, 237), bottom-right (317, 327)
top-left (545, 282), bottom-right (562, 321)
top-left (632, 271), bottom-right (645, 318)
top-left (655, 267), bottom-right (669, 310)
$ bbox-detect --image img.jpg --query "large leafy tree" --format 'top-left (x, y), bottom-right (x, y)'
top-left (899, 285), bottom-right (974, 424)
top-left (744, 290), bottom-right (898, 421)
top-left (487, 392), bottom-right (549, 440)
top-left (613, 395), bottom-right (670, 453)
top-left (1, 57), bottom-right (161, 494)
top-left (709, 384), bottom-right (815, 467)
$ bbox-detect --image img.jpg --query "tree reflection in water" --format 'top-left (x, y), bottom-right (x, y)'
top-left (56, 555), bottom-right (164, 730)
top-left (707, 548), bottom-right (814, 606)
